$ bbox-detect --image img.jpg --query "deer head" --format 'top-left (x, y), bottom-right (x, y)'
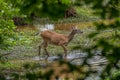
top-left (71, 26), bottom-right (83, 34)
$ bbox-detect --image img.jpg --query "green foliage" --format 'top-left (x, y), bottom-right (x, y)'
top-left (0, 0), bottom-right (20, 63)
top-left (0, 0), bottom-right (120, 80)
top-left (76, 7), bottom-right (95, 17)
top-left (18, 0), bottom-right (71, 19)
top-left (0, 1), bottom-right (17, 50)
top-left (78, 0), bottom-right (120, 80)
top-left (0, 62), bottom-right (17, 69)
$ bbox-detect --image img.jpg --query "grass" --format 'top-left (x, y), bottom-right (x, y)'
top-left (6, 20), bottom-right (118, 60)
top-left (55, 21), bottom-right (94, 31)
top-left (0, 59), bottom-right (90, 80)
top-left (1, 19), bottom-right (120, 79)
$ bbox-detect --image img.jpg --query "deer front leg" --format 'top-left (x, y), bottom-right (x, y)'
top-left (44, 48), bottom-right (49, 57)
top-left (38, 46), bottom-right (41, 56)
top-left (61, 45), bottom-right (67, 58)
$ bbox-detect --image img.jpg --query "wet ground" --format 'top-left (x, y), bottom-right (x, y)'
top-left (33, 50), bottom-right (108, 80)
top-left (33, 50), bottom-right (107, 65)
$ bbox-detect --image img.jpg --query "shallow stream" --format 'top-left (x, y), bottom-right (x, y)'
top-left (33, 50), bottom-right (108, 80)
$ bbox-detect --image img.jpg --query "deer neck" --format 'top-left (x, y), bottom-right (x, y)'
top-left (67, 31), bottom-right (76, 44)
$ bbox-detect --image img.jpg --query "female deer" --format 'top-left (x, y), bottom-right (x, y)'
top-left (38, 27), bottom-right (83, 58)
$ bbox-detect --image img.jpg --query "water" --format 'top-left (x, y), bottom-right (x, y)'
top-left (33, 50), bottom-right (107, 65)
top-left (34, 24), bottom-right (54, 31)
top-left (33, 51), bottom-right (108, 80)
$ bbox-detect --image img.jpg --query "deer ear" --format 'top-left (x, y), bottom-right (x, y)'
top-left (75, 26), bottom-right (78, 29)
top-left (71, 26), bottom-right (75, 30)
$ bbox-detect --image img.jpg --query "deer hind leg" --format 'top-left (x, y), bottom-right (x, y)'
top-left (38, 41), bottom-right (44, 57)
top-left (39, 41), bottom-right (49, 57)
top-left (43, 42), bottom-right (49, 57)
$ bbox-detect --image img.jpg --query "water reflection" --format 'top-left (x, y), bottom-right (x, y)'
top-left (33, 51), bottom-right (107, 65)
top-left (33, 51), bottom-right (108, 80)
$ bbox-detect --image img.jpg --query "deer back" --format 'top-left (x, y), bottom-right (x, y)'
top-left (40, 30), bottom-right (69, 45)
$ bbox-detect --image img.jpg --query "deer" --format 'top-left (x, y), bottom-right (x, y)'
top-left (38, 26), bottom-right (83, 59)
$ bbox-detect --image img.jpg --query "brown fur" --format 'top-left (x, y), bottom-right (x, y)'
top-left (38, 27), bottom-right (83, 58)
